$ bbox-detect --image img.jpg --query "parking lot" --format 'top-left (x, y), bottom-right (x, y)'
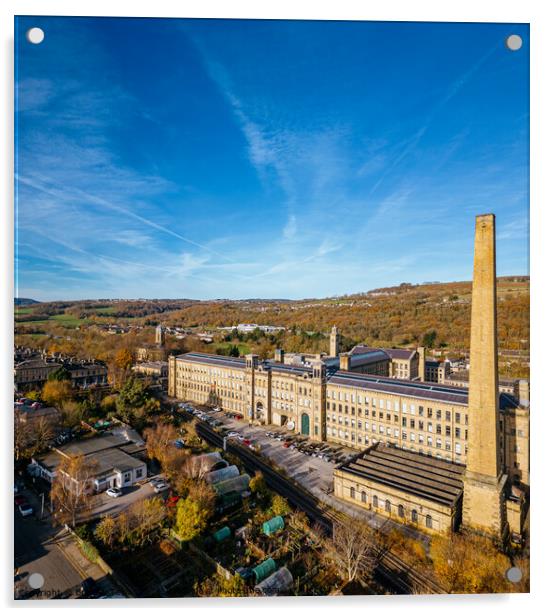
top-left (174, 402), bottom-right (357, 499)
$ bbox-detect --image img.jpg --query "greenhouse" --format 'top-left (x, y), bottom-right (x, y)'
top-left (262, 515), bottom-right (285, 536)
top-left (190, 452), bottom-right (225, 475)
top-left (205, 464), bottom-right (240, 485)
top-left (252, 557), bottom-right (277, 583)
top-left (213, 474), bottom-right (251, 497)
top-left (212, 526), bottom-right (232, 542)
top-left (254, 567), bottom-right (294, 596)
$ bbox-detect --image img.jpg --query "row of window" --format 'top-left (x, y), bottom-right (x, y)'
top-left (349, 487), bottom-right (433, 528)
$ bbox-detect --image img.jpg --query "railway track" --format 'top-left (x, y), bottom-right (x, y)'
top-left (195, 421), bottom-right (446, 595)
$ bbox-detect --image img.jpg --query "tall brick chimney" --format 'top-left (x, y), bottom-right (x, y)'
top-left (462, 214), bottom-right (507, 538)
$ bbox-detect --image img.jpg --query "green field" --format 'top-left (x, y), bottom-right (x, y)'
top-left (215, 341), bottom-right (251, 356)
top-left (14, 307), bottom-right (35, 315)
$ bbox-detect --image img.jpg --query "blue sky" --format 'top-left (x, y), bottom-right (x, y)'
top-left (15, 17), bottom-right (529, 301)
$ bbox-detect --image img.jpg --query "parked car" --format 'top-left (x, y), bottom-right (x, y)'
top-left (106, 487), bottom-right (122, 498)
top-left (18, 503), bottom-right (34, 517)
top-left (80, 577), bottom-right (99, 598)
top-left (153, 482), bottom-right (169, 493)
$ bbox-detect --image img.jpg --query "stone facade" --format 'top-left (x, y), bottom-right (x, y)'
top-left (462, 214), bottom-right (507, 538)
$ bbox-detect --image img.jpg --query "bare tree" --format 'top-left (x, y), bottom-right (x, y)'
top-left (28, 416), bottom-right (56, 454)
top-left (14, 409), bottom-right (31, 461)
top-left (326, 517), bottom-right (376, 583)
top-left (50, 454), bottom-right (98, 527)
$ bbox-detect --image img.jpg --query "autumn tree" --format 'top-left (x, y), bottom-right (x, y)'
top-left (144, 422), bottom-right (190, 481)
top-left (271, 494), bottom-right (291, 517)
top-left (95, 514), bottom-right (118, 548)
top-left (14, 409), bottom-right (31, 461)
top-left (126, 497), bottom-right (166, 547)
top-left (430, 531), bottom-right (513, 593)
top-left (27, 416), bottom-right (56, 454)
top-left (249, 471), bottom-right (268, 497)
top-left (186, 481), bottom-right (216, 519)
top-left (50, 454), bottom-right (98, 527)
top-left (109, 347), bottom-right (135, 387)
top-left (174, 496), bottom-right (211, 541)
top-left (325, 517), bottom-right (376, 583)
top-left (42, 379), bottom-right (73, 408)
top-left (195, 573), bottom-right (250, 598)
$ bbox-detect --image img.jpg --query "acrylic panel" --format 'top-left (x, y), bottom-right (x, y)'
top-left (14, 16), bottom-right (529, 600)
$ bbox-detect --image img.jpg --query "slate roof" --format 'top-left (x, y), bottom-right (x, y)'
top-left (175, 352), bottom-right (518, 409)
top-left (338, 442), bottom-right (465, 507)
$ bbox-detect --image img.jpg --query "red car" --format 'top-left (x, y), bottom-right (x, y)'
top-left (242, 439), bottom-right (251, 446)
top-left (14, 495), bottom-right (28, 506)
top-left (283, 441), bottom-right (291, 448)
top-left (166, 495), bottom-right (180, 508)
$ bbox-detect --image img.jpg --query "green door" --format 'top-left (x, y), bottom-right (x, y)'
top-left (301, 413), bottom-right (310, 436)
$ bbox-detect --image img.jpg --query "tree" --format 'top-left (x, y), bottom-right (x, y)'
top-left (14, 409), bottom-right (31, 461)
top-left (195, 573), bottom-right (250, 598)
top-left (42, 379), bottom-right (73, 408)
top-left (174, 496), bottom-right (210, 541)
top-left (186, 481), bottom-right (216, 520)
top-left (95, 515), bottom-right (118, 548)
top-left (249, 471), bottom-right (268, 497)
top-left (27, 416), bottom-right (56, 454)
top-left (109, 348), bottom-right (135, 387)
top-left (271, 494), bottom-right (291, 517)
top-left (325, 517), bottom-right (376, 583)
top-left (422, 330), bottom-right (437, 348)
top-left (430, 531), bottom-right (512, 593)
top-left (126, 497), bottom-right (166, 547)
top-left (50, 454), bottom-right (98, 527)
top-left (47, 366), bottom-right (72, 382)
top-left (115, 377), bottom-right (159, 425)
top-left (115, 348), bottom-right (134, 370)
top-left (144, 422), bottom-right (179, 465)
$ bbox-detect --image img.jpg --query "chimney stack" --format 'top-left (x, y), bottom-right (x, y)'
top-left (462, 214), bottom-right (507, 538)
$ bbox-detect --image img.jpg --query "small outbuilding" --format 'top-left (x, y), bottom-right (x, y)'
top-left (262, 515), bottom-right (285, 536)
top-left (254, 567), bottom-right (294, 596)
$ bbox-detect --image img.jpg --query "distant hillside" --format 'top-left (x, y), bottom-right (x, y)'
top-left (14, 298), bottom-right (40, 306)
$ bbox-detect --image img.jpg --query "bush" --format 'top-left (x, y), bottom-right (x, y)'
top-left (79, 539), bottom-right (100, 563)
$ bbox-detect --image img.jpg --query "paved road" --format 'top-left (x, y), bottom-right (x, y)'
top-left (14, 485), bottom-right (120, 600)
top-left (15, 496), bottom-right (83, 599)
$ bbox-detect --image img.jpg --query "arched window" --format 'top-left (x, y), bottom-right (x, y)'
top-left (398, 504), bottom-right (405, 517)
top-left (385, 499), bottom-right (391, 513)
top-left (425, 515), bottom-right (433, 529)
top-left (372, 495), bottom-right (378, 508)
top-left (361, 491), bottom-right (367, 504)
top-left (350, 487), bottom-right (355, 499)
top-left (411, 509), bottom-right (418, 523)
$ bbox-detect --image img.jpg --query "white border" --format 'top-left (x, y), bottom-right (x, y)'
top-left (2, 1), bottom-right (550, 615)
